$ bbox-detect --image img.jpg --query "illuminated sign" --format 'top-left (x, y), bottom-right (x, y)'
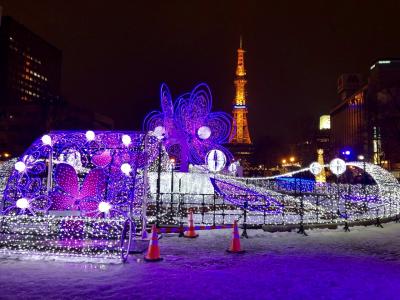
top-left (319, 115), bottom-right (331, 130)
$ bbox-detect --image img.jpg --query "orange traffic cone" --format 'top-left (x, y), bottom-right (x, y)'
top-left (227, 220), bottom-right (245, 253)
top-left (144, 224), bottom-right (163, 262)
top-left (184, 210), bottom-right (199, 238)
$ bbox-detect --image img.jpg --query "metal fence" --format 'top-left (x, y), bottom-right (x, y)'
top-left (147, 187), bottom-right (400, 227)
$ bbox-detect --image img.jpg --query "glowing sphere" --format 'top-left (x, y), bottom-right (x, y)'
top-left (153, 126), bottom-right (166, 140)
top-left (41, 134), bottom-right (52, 145)
top-left (329, 158), bottom-right (346, 176)
top-left (309, 162), bottom-right (323, 176)
top-left (197, 126), bottom-right (211, 140)
top-left (121, 163), bottom-right (132, 175)
top-left (98, 201), bottom-right (112, 213)
top-left (85, 130), bottom-right (95, 141)
top-left (16, 198), bottom-right (29, 209)
top-left (206, 149), bottom-right (226, 173)
top-left (14, 161), bottom-right (26, 172)
top-left (122, 134), bottom-right (131, 146)
top-left (228, 162), bottom-right (237, 174)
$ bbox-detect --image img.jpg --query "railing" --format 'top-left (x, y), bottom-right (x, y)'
top-left (147, 188), bottom-right (400, 227)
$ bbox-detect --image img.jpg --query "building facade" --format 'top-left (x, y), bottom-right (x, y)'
top-left (0, 16), bottom-right (62, 105)
top-left (0, 16), bottom-right (62, 159)
top-left (0, 15), bottom-right (62, 158)
top-left (330, 60), bottom-right (400, 172)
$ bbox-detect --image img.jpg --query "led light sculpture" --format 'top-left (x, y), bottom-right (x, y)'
top-left (0, 131), bottom-right (170, 262)
top-left (143, 83), bottom-right (235, 172)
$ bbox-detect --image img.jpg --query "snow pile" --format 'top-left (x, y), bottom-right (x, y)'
top-left (1, 223), bottom-right (400, 299)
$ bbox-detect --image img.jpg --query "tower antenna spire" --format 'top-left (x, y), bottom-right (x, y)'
top-left (231, 37), bottom-right (251, 145)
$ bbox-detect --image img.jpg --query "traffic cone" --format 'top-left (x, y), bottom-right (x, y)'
top-left (184, 210), bottom-right (199, 238)
top-left (227, 221), bottom-right (245, 253)
top-left (144, 225), bottom-right (163, 262)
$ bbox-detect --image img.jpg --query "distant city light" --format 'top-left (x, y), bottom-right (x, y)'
top-left (342, 150), bottom-right (351, 156)
top-left (319, 115), bottom-right (331, 130)
top-left (85, 130), bottom-right (95, 141)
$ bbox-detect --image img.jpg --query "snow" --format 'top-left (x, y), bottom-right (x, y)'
top-left (1, 223), bottom-right (400, 299)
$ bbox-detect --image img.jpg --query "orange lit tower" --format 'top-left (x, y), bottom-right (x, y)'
top-left (231, 37), bottom-right (252, 144)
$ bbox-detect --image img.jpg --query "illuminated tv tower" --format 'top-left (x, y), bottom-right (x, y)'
top-left (231, 37), bottom-right (252, 144)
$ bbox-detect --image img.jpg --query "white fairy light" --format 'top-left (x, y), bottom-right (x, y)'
top-left (122, 134), bottom-right (131, 146)
top-left (153, 126), bottom-right (166, 140)
top-left (197, 126), bottom-right (211, 140)
top-left (206, 149), bottom-right (226, 173)
top-left (309, 162), bottom-right (322, 175)
top-left (14, 161), bottom-right (26, 172)
top-left (329, 158), bottom-right (346, 176)
top-left (41, 134), bottom-right (52, 145)
top-left (85, 130), bottom-right (95, 141)
top-left (98, 201), bottom-right (112, 213)
top-left (120, 163), bottom-right (132, 176)
top-left (16, 198), bottom-right (29, 209)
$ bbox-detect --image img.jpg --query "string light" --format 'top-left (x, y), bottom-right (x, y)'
top-left (1, 126), bottom-right (400, 262)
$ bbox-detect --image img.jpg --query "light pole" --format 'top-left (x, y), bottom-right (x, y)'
top-left (169, 158), bottom-right (175, 223)
top-left (358, 155), bottom-right (367, 214)
top-left (329, 158), bottom-right (347, 231)
top-left (155, 137), bottom-right (164, 227)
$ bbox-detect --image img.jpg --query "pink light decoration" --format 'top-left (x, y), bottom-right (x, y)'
top-left (92, 150), bottom-right (112, 168)
top-left (51, 163), bottom-right (106, 210)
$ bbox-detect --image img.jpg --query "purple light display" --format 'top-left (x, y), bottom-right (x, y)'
top-left (210, 177), bottom-right (284, 214)
top-left (2, 131), bottom-right (162, 218)
top-left (143, 83), bottom-right (236, 171)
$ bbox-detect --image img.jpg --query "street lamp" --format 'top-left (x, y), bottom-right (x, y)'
top-left (290, 156), bottom-right (295, 163)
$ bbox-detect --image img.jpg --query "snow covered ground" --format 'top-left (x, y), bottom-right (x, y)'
top-left (1, 222), bottom-right (400, 299)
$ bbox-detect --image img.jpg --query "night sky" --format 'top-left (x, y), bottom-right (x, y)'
top-left (2, 0), bottom-right (400, 144)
